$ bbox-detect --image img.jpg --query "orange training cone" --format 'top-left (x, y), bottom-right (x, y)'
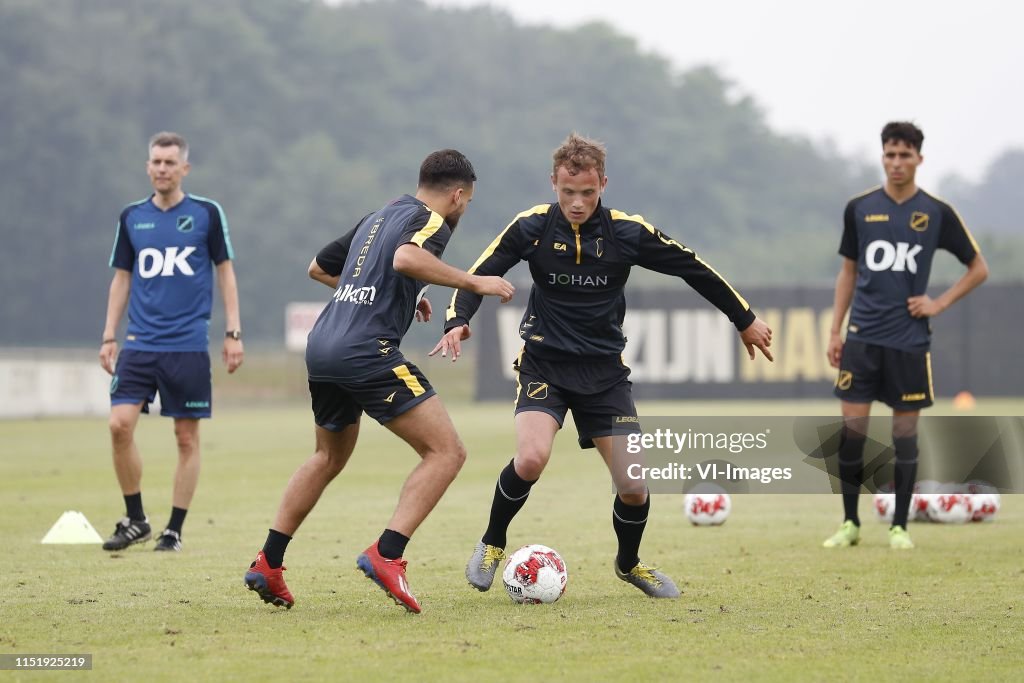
top-left (952, 391), bottom-right (976, 411)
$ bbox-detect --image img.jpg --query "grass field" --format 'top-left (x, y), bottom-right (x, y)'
top-left (2, 396), bottom-right (1022, 682)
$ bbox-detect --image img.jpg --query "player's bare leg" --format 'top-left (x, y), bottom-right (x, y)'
top-left (512, 410), bottom-right (559, 480)
top-left (272, 422), bottom-right (360, 535)
top-left (246, 421), bottom-right (360, 608)
top-left (356, 395), bottom-right (466, 613)
top-left (154, 418), bottom-right (201, 551)
top-left (109, 402), bottom-right (145, 496)
top-left (170, 418), bottom-right (201, 511)
top-left (382, 395), bottom-right (466, 536)
top-left (103, 402), bottom-right (151, 550)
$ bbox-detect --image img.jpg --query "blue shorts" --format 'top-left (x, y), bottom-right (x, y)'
top-left (110, 349), bottom-right (212, 418)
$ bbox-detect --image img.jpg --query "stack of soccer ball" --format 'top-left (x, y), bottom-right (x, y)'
top-left (873, 481), bottom-right (1001, 524)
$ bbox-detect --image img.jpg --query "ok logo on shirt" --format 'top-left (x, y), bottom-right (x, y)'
top-left (138, 246), bottom-right (197, 278)
top-left (865, 240), bottom-right (922, 274)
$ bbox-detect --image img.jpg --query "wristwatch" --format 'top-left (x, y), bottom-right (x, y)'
top-left (226, 329), bottom-right (242, 340)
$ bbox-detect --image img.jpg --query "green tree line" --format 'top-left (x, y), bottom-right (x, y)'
top-left (0, 0), bottom-right (1017, 345)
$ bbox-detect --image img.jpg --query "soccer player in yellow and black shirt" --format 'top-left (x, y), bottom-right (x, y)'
top-left (435, 133), bottom-right (773, 598)
top-left (823, 122), bottom-right (988, 550)
top-left (243, 150), bottom-right (514, 613)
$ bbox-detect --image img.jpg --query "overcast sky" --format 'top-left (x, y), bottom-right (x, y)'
top-left (423, 0), bottom-right (1023, 186)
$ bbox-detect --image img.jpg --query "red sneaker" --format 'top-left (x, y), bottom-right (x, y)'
top-left (244, 550), bottom-right (294, 609)
top-left (356, 543), bottom-right (421, 614)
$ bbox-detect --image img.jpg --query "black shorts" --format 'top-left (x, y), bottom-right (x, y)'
top-left (833, 339), bottom-right (934, 410)
top-left (309, 358), bottom-right (435, 431)
top-left (513, 352), bottom-right (640, 449)
top-left (110, 349), bottom-right (212, 418)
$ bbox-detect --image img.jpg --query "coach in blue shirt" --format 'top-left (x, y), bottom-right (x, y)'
top-left (98, 131), bottom-right (243, 553)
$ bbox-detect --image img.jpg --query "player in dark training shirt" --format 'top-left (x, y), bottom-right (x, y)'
top-left (99, 132), bottom-right (243, 554)
top-left (244, 150), bottom-right (514, 613)
top-left (435, 133), bottom-right (774, 598)
top-left (823, 122), bottom-right (988, 550)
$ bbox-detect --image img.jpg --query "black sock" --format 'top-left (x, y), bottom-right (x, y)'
top-left (124, 493), bottom-right (145, 522)
top-left (613, 494), bottom-right (650, 574)
top-left (262, 529), bottom-right (292, 569)
top-left (892, 435), bottom-right (919, 530)
top-left (166, 507), bottom-right (188, 534)
top-left (377, 529), bottom-right (410, 560)
top-left (838, 432), bottom-right (866, 526)
top-left (481, 460), bottom-right (536, 549)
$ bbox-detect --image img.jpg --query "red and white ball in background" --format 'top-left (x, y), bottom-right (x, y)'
top-left (684, 492), bottom-right (731, 526)
top-left (927, 493), bottom-right (974, 524)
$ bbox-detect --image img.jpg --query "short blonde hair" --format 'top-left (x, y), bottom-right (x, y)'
top-left (149, 131), bottom-right (189, 161)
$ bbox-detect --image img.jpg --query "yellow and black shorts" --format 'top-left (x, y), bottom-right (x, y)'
top-left (513, 351), bottom-right (639, 449)
top-left (834, 339), bottom-right (933, 410)
top-left (310, 358), bottom-right (435, 430)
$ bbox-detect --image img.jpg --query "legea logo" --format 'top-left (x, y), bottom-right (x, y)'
top-left (138, 247), bottom-right (196, 278)
top-left (865, 240), bottom-right (922, 274)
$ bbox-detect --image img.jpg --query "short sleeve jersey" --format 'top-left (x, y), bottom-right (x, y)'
top-left (839, 187), bottom-right (978, 351)
top-left (305, 195), bottom-right (452, 381)
top-left (110, 194), bottom-right (233, 351)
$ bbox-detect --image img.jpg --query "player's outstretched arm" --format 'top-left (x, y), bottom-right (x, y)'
top-left (99, 268), bottom-right (131, 375)
top-left (740, 317), bottom-right (774, 362)
top-left (393, 243), bottom-right (514, 302)
top-left (216, 260), bottom-right (244, 373)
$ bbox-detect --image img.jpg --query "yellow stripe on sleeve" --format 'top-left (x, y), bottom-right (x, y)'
top-left (410, 211), bottom-right (445, 247)
top-left (610, 209), bottom-right (750, 310)
top-left (925, 190), bottom-right (982, 255)
top-left (466, 204), bottom-right (550, 274)
top-left (446, 205), bottom-right (550, 321)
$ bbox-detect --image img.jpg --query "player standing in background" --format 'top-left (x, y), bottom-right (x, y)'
top-left (435, 132), bottom-right (773, 599)
top-left (99, 131), bottom-right (244, 553)
top-left (824, 121), bottom-right (988, 550)
top-left (243, 150), bottom-right (514, 613)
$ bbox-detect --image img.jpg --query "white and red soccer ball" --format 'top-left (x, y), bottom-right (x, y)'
top-left (970, 492), bottom-right (1001, 522)
top-left (873, 492), bottom-right (896, 523)
top-left (684, 492), bottom-right (731, 526)
top-left (502, 544), bottom-right (568, 604)
top-left (912, 480), bottom-right (941, 522)
top-left (966, 481), bottom-right (1000, 522)
top-left (927, 493), bottom-right (974, 524)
